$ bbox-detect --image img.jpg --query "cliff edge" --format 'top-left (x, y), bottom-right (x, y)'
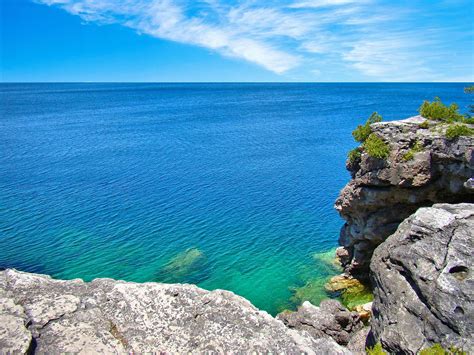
top-left (335, 116), bottom-right (474, 278)
top-left (0, 269), bottom-right (349, 354)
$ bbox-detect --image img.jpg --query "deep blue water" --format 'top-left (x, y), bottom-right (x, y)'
top-left (0, 83), bottom-right (471, 314)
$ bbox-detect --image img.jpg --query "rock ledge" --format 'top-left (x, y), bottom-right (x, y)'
top-left (0, 269), bottom-right (349, 354)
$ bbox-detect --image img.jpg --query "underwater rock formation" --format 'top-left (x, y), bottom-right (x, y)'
top-left (0, 269), bottom-right (350, 354)
top-left (325, 274), bottom-right (373, 310)
top-left (335, 116), bottom-right (474, 278)
top-left (370, 203), bottom-right (474, 353)
top-left (157, 247), bottom-right (208, 283)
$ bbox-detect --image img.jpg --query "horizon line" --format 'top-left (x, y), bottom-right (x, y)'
top-left (1, 81), bottom-right (473, 84)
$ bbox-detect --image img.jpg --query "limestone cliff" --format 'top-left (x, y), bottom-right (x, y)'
top-left (370, 203), bottom-right (473, 353)
top-left (335, 116), bottom-right (474, 278)
top-left (0, 269), bottom-right (349, 354)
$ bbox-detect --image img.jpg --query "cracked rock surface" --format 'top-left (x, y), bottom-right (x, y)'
top-left (277, 300), bottom-right (364, 346)
top-left (0, 269), bottom-right (350, 354)
top-left (370, 203), bottom-right (474, 353)
top-left (335, 116), bottom-right (474, 278)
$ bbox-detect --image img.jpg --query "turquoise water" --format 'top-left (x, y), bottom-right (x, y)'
top-left (1, 83), bottom-right (471, 315)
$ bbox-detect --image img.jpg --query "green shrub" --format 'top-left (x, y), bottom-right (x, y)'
top-left (348, 148), bottom-right (362, 163)
top-left (445, 124), bottom-right (474, 140)
top-left (419, 120), bottom-right (430, 129)
top-left (366, 342), bottom-right (387, 355)
top-left (465, 86), bottom-right (474, 116)
top-left (464, 85), bottom-right (474, 94)
top-left (353, 112), bottom-right (383, 143)
top-left (464, 116), bottom-right (474, 124)
top-left (419, 343), bottom-right (466, 355)
top-left (419, 97), bottom-right (464, 122)
top-left (448, 346), bottom-right (467, 355)
top-left (363, 133), bottom-right (390, 159)
top-left (403, 141), bottom-right (423, 161)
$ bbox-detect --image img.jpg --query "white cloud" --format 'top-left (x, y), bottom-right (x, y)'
top-left (35, 0), bottom-right (471, 81)
top-left (288, 0), bottom-right (365, 9)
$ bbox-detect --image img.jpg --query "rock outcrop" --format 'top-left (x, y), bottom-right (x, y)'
top-left (370, 203), bottom-right (474, 353)
top-left (277, 300), bottom-right (365, 348)
top-left (0, 269), bottom-right (350, 354)
top-left (335, 116), bottom-right (474, 278)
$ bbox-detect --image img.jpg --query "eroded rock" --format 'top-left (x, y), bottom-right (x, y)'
top-left (370, 203), bottom-right (474, 353)
top-left (0, 269), bottom-right (351, 354)
top-left (335, 116), bottom-right (474, 278)
top-left (277, 300), bottom-right (364, 346)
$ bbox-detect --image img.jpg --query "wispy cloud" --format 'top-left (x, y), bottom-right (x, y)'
top-left (35, 0), bottom-right (473, 81)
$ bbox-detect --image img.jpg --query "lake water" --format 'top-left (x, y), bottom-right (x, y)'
top-left (1, 83), bottom-right (471, 315)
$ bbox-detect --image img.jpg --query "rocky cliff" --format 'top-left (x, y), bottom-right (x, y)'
top-left (0, 269), bottom-right (349, 354)
top-left (370, 203), bottom-right (473, 353)
top-left (335, 116), bottom-right (474, 278)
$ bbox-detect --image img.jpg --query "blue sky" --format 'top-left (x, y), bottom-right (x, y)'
top-left (1, 0), bottom-right (473, 82)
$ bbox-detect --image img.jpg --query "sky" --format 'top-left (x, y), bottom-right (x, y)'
top-left (1, 0), bottom-right (473, 82)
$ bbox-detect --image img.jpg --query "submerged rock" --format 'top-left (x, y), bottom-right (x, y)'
top-left (287, 248), bottom-right (343, 310)
top-left (157, 247), bottom-right (208, 283)
top-left (0, 269), bottom-right (351, 354)
top-left (325, 274), bottom-right (373, 310)
top-left (370, 203), bottom-right (474, 353)
top-left (335, 116), bottom-right (474, 278)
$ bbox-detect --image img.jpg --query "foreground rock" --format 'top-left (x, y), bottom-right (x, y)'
top-left (370, 203), bottom-right (474, 353)
top-left (335, 116), bottom-right (474, 278)
top-left (277, 300), bottom-right (365, 348)
top-left (0, 269), bottom-right (349, 354)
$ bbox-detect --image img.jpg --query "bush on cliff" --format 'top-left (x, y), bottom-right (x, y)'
top-left (352, 112), bottom-right (383, 143)
top-left (419, 343), bottom-right (466, 355)
top-left (366, 342), bottom-right (387, 355)
top-left (363, 133), bottom-right (390, 159)
top-left (348, 147), bottom-right (362, 164)
top-left (419, 97), bottom-right (465, 122)
top-left (445, 124), bottom-right (474, 140)
top-left (402, 141), bottom-right (423, 161)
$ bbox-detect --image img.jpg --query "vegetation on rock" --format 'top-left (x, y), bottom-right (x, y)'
top-left (465, 85), bottom-right (474, 117)
top-left (445, 124), bottom-right (474, 140)
top-left (419, 120), bottom-right (430, 129)
top-left (419, 343), bottom-right (466, 355)
top-left (352, 112), bottom-right (383, 143)
top-left (402, 141), bottom-right (423, 161)
top-left (348, 112), bottom-right (389, 161)
top-left (419, 97), bottom-right (465, 122)
top-left (366, 342), bottom-right (387, 355)
top-left (363, 134), bottom-right (390, 159)
top-left (348, 147), bottom-right (362, 163)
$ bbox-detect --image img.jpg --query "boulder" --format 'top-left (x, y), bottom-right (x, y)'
top-left (370, 203), bottom-right (474, 353)
top-left (277, 300), bottom-right (364, 346)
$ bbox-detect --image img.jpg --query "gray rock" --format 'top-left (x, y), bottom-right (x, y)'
top-left (0, 269), bottom-right (351, 354)
top-left (335, 116), bottom-right (474, 278)
top-left (277, 300), bottom-right (363, 346)
top-left (346, 327), bottom-right (370, 355)
top-left (370, 203), bottom-right (474, 354)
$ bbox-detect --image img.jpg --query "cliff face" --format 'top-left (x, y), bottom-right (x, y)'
top-left (0, 269), bottom-right (349, 354)
top-left (370, 203), bottom-right (474, 353)
top-left (335, 116), bottom-right (474, 278)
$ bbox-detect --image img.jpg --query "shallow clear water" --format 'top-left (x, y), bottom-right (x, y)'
top-left (0, 83), bottom-right (471, 315)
